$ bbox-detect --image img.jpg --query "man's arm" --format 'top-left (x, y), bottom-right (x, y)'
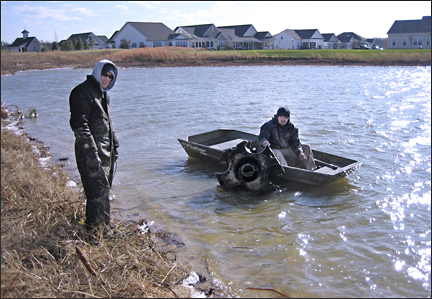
top-left (258, 122), bottom-right (271, 147)
top-left (69, 87), bottom-right (100, 162)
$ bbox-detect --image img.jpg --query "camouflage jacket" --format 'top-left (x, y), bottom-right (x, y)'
top-left (69, 74), bottom-right (119, 170)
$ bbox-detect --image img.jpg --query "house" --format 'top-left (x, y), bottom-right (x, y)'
top-left (7, 30), bottom-right (41, 52)
top-left (366, 38), bottom-right (387, 49)
top-left (97, 35), bottom-right (109, 46)
top-left (109, 22), bottom-right (185, 48)
top-left (294, 29), bottom-right (324, 49)
top-left (387, 16), bottom-right (431, 49)
top-left (254, 31), bottom-right (274, 49)
top-left (273, 29), bottom-right (302, 49)
top-left (337, 32), bottom-right (371, 49)
top-left (217, 24), bottom-right (274, 50)
top-left (174, 24), bottom-right (228, 50)
top-left (322, 33), bottom-right (341, 49)
top-left (106, 31), bottom-right (119, 48)
top-left (2, 41), bottom-right (10, 50)
top-left (67, 32), bottom-right (107, 49)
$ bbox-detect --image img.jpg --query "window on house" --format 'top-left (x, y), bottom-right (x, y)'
top-left (418, 38), bottom-right (423, 46)
top-left (139, 42), bottom-right (144, 47)
top-left (175, 41), bottom-right (188, 47)
top-left (402, 38), bottom-right (407, 46)
top-left (413, 37), bottom-right (418, 46)
top-left (281, 36), bottom-right (283, 39)
top-left (131, 42), bottom-right (137, 48)
top-left (392, 38), bottom-right (396, 46)
top-left (426, 37), bottom-right (430, 46)
top-left (154, 41), bottom-right (162, 47)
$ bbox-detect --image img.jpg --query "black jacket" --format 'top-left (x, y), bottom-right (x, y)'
top-left (258, 117), bottom-right (303, 156)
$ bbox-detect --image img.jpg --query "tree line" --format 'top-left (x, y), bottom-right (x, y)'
top-left (40, 37), bottom-right (137, 52)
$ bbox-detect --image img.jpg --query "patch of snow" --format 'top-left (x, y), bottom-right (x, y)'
top-left (137, 221), bottom-right (154, 234)
top-left (182, 272), bottom-right (207, 298)
top-left (67, 180), bottom-right (77, 188)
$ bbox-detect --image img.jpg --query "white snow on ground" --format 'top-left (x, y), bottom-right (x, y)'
top-left (182, 272), bottom-right (207, 298)
top-left (2, 111), bottom-right (79, 189)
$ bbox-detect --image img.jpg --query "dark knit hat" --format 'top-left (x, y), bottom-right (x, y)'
top-left (275, 106), bottom-right (290, 118)
top-left (102, 64), bottom-right (115, 79)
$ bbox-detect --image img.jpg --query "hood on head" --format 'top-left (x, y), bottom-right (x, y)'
top-left (91, 59), bottom-right (118, 91)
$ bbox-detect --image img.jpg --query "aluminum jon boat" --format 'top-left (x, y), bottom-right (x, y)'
top-left (178, 129), bottom-right (362, 193)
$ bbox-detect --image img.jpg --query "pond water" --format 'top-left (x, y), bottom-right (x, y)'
top-left (2, 65), bottom-right (430, 297)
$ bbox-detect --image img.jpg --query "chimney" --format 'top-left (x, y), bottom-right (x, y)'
top-left (22, 30), bottom-right (29, 39)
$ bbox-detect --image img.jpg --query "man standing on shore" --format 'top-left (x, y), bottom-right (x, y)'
top-left (69, 59), bottom-right (119, 229)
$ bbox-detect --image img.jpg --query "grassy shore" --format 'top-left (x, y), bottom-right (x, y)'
top-left (0, 105), bottom-right (220, 298)
top-left (1, 47), bottom-right (431, 75)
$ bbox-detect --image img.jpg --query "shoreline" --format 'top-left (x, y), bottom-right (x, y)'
top-left (2, 58), bottom-right (431, 77)
top-left (0, 104), bottom-right (225, 298)
top-left (2, 48), bottom-right (430, 76)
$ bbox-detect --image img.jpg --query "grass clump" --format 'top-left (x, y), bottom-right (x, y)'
top-left (1, 105), bottom-right (197, 298)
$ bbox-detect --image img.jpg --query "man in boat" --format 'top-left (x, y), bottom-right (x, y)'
top-left (259, 106), bottom-right (316, 170)
top-left (69, 59), bottom-right (119, 229)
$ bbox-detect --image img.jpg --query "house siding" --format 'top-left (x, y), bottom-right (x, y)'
top-left (111, 23), bottom-right (152, 48)
top-left (388, 32), bottom-right (431, 49)
top-left (387, 16), bottom-right (431, 49)
top-left (111, 22), bottom-right (176, 48)
top-left (273, 31), bottom-right (300, 50)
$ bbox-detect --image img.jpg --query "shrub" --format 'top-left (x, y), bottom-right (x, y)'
top-left (410, 52), bottom-right (421, 61)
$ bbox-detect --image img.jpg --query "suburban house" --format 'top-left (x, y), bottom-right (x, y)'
top-left (322, 33), bottom-right (341, 49)
top-left (106, 31), bottom-right (119, 48)
top-left (273, 29), bottom-right (302, 49)
top-left (174, 24), bottom-right (229, 49)
top-left (217, 24), bottom-right (274, 50)
top-left (387, 16), bottom-right (431, 49)
top-left (97, 35), bottom-right (109, 46)
top-left (7, 30), bottom-right (41, 52)
top-left (108, 22), bottom-right (189, 48)
top-left (337, 32), bottom-right (371, 49)
top-left (66, 32), bottom-right (108, 49)
top-left (294, 29), bottom-right (324, 49)
top-left (367, 38), bottom-right (387, 49)
top-left (274, 29), bottom-right (324, 49)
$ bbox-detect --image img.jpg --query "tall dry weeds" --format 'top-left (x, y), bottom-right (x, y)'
top-left (1, 111), bottom-right (197, 298)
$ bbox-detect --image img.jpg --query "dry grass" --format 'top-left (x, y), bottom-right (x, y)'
top-left (0, 105), bottom-right (207, 298)
top-left (3, 47), bottom-right (430, 76)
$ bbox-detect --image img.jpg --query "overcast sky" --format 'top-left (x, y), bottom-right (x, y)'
top-left (1, 1), bottom-right (430, 44)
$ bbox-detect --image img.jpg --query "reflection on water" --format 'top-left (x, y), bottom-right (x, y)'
top-left (1, 65), bottom-right (430, 297)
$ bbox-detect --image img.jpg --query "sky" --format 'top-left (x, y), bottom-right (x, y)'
top-left (1, 1), bottom-right (430, 44)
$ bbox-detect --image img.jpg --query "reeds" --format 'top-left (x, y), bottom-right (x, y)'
top-left (1, 107), bottom-right (194, 298)
top-left (2, 47), bottom-right (430, 76)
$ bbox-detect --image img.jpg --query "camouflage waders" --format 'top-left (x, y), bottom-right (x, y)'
top-left (69, 60), bottom-right (119, 229)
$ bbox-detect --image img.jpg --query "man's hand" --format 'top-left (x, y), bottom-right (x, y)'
top-left (299, 153), bottom-right (307, 161)
top-left (262, 141), bottom-right (270, 147)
